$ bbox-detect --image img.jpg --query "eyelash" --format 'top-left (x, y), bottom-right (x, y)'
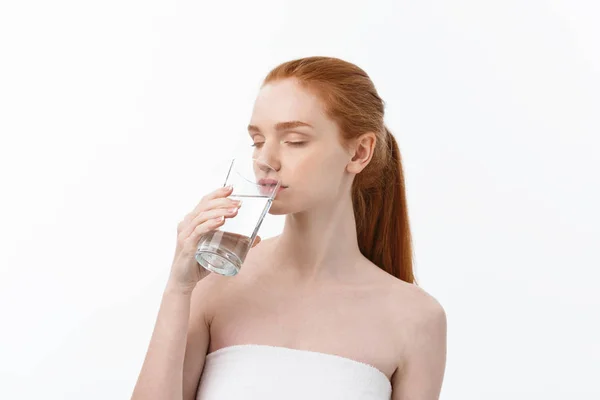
top-left (251, 142), bottom-right (306, 148)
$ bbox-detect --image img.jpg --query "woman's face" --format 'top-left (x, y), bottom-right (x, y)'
top-left (248, 78), bottom-right (352, 215)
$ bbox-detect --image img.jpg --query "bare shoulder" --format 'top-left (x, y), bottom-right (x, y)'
top-left (366, 264), bottom-right (446, 342)
top-left (190, 267), bottom-right (242, 320)
top-left (365, 271), bottom-right (446, 382)
top-left (394, 279), bottom-right (445, 320)
top-left (377, 275), bottom-right (447, 397)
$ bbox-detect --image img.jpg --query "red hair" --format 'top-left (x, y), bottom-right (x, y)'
top-left (264, 56), bottom-right (416, 284)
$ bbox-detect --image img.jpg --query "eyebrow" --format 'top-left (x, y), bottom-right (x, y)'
top-left (248, 120), bottom-right (313, 134)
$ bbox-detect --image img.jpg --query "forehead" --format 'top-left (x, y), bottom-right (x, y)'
top-left (250, 79), bottom-right (328, 127)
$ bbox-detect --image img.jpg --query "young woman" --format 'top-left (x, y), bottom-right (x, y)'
top-left (132, 56), bottom-right (447, 400)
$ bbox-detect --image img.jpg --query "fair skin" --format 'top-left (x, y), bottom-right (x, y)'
top-left (131, 78), bottom-right (446, 400)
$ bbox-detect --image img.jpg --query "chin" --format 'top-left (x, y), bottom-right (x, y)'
top-left (267, 200), bottom-right (289, 215)
top-left (268, 193), bottom-right (303, 215)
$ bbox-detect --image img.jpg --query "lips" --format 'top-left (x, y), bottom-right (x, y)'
top-left (257, 178), bottom-right (287, 197)
top-left (258, 178), bottom-right (287, 188)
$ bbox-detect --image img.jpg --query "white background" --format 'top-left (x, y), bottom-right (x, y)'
top-left (1, 1), bottom-right (598, 399)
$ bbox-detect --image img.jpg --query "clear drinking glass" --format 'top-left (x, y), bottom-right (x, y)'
top-left (195, 157), bottom-right (281, 276)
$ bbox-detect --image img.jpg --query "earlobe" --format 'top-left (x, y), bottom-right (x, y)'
top-left (346, 161), bottom-right (360, 174)
top-left (346, 148), bottom-right (363, 174)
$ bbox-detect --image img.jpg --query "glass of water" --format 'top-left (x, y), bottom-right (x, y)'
top-left (195, 156), bottom-right (281, 276)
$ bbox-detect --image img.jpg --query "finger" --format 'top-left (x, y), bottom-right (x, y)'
top-left (201, 186), bottom-right (233, 202)
top-left (251, 235), bottom-right (262, 248)
top-left (181, 206), bottom-right (239, 239)
top-left (184, 217), bottom-right (226, 248)
top-left (199, 197), bottom-right (242, 214)
top-left (186, 187), bottom-right (237, 222)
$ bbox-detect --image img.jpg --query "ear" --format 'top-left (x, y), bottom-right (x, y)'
top-left (346, 132), bottom-right (376, 174)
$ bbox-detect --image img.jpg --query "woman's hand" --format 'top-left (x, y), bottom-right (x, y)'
top-left (167, 186), bottom-right (251, 293)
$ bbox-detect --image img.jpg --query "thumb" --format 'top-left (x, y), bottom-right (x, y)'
top-left (251, 235), bottom-right (262, 248)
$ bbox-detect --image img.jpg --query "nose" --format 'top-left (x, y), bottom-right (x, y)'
top-left (253, 141), bottom-right (281, 173)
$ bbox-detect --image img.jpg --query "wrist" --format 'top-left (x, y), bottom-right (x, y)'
top-left (164, 279), bottom-right (196, 296)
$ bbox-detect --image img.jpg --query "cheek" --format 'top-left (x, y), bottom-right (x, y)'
top-left (290, 149), bottom-right (346, 193)
top-left (271, 151), bottom-right (347, 214)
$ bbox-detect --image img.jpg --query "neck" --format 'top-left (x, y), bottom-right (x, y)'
top-left (268, 193), bottom-right (364, 281)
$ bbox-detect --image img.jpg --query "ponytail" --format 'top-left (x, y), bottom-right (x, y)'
top-left (353, 127), bottom-right (416, 284)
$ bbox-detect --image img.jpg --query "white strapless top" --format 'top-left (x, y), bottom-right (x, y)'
top-left (196, 344), bottom-right (392, 400)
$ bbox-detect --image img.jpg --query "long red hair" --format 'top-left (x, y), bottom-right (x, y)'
top-left (264, 56), bottom-right (416, 284)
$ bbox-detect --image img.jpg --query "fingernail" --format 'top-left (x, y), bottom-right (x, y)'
top-left (224, 185), bottom-right (233, 191)
top-left (229, 208), bottom-right (238, 213)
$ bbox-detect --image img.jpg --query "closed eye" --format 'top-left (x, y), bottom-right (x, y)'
top-left (251, 141), bottom-right (306, 148)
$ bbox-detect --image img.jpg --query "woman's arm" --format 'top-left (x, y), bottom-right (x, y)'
top-left (131, 186), bottom-right (243, 399)
top-left (131, 280), bottom-right (211, 400)
top-left (392, 299), bottom-right (447, 400)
